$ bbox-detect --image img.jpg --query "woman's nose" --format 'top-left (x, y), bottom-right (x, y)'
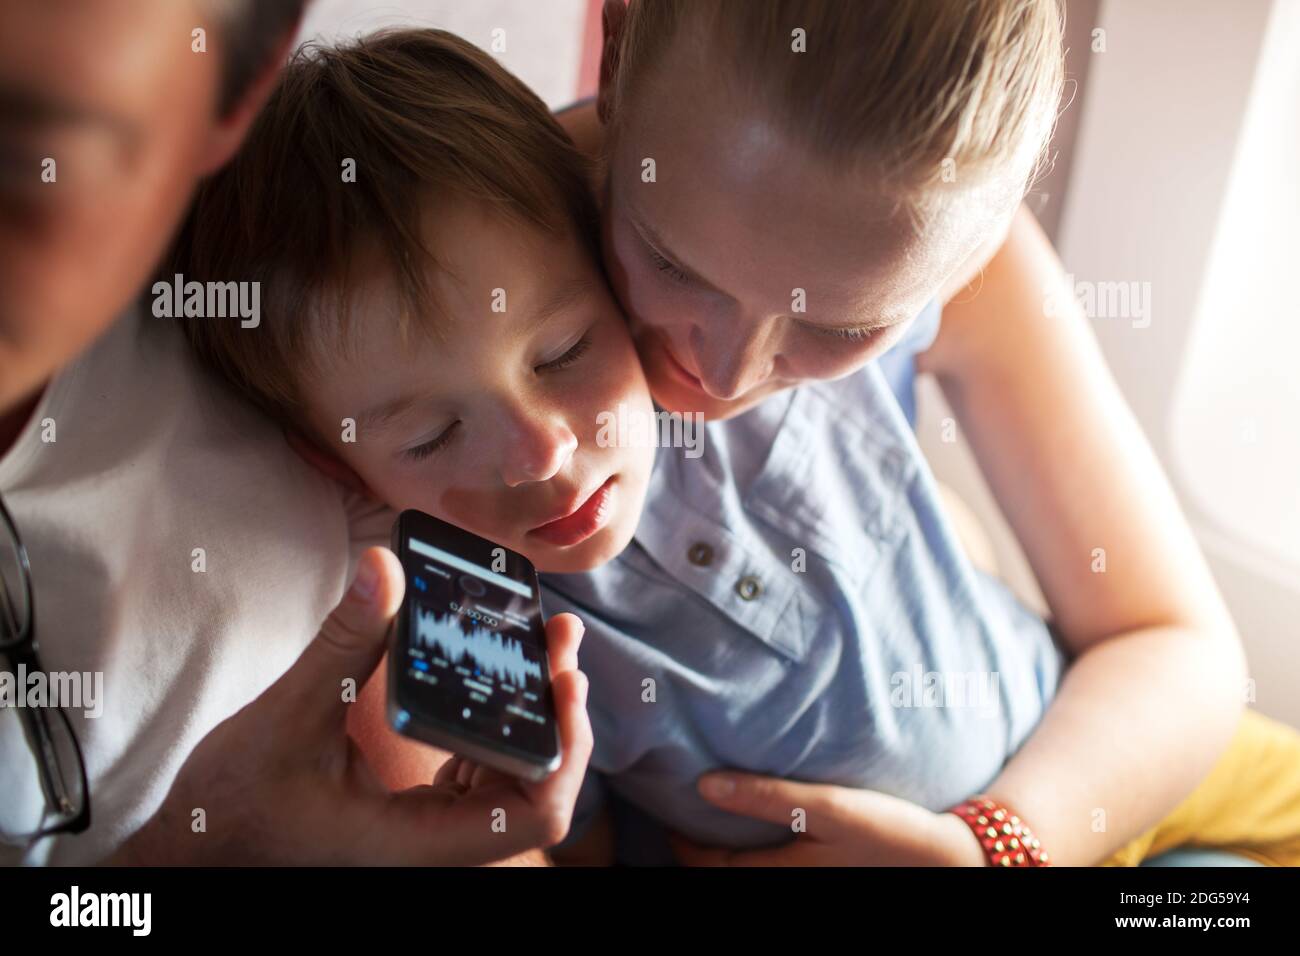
top-left (498, 411), bottom-right (578, 487)
top-left (691, 314), bottom-right (778, 401)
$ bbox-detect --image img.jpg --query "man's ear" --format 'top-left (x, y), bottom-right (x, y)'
top-left (596, 0), bottom-right (629, 126)
top-left (285, 428), bottom-right (372, 495)
top-left (199, 17), bottom-right (303, 176)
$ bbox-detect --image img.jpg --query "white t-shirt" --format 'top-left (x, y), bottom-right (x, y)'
top-left (0, 310), bottom-right (362, 865)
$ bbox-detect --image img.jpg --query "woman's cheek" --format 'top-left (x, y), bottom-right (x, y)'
top-left (608, 233), bottom-right (675, 335)
top-left (789, 328), bottom-right (900, 382)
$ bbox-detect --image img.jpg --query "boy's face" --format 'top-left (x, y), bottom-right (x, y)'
top-left (301, 198), bottom-right (656, 574)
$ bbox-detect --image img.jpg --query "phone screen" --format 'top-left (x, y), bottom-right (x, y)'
top-left (391, 512), bottom-right (557, 769)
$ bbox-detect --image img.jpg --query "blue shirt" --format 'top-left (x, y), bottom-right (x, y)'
top-left (541, 299), bottom-right (1067, 864)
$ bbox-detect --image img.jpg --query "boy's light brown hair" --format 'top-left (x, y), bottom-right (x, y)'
top-left (605, 0), bottom-right (1065, 225)
top-left (172, 28), bottom-right (599, 427)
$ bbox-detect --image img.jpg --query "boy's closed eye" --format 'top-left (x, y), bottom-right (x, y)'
top-left (398, 330), bottom-right (596, 463)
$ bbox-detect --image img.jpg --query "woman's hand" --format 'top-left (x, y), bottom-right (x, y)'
top-left (670, 771), bottom-right (987, 866)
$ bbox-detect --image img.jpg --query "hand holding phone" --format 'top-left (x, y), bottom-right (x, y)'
top-left (114, 547), bottom-right (592, 865)
top-left (389, 510), bottom-right (562, 780)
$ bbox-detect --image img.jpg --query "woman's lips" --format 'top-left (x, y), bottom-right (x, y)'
top-left (528, 476), bottom-right (617, 548)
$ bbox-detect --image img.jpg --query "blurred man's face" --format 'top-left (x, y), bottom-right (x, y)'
top-left (0, 0), bottom-right (225, 412)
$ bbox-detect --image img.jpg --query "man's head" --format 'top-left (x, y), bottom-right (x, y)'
top-left (0, 0), bottom-right (305, 413)
top-left (593, 0), bottom-right (1064, 420)
top-left (176, 29), bottom-right (655, 574)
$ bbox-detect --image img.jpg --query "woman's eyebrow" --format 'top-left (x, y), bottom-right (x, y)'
top-left (632, 208), bottom-right (902, 332)
top-left (629, 208), bottom-right (908, 333)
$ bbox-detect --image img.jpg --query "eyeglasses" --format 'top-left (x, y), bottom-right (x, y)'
top-left (0, 491), bottom-right (90, 846)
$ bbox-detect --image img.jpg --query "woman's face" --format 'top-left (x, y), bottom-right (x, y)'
top-left (598, 46), bottom-right (1018, 421)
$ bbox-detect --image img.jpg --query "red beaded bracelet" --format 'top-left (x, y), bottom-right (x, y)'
top-left (947, 795), bottom-right (1051, 867)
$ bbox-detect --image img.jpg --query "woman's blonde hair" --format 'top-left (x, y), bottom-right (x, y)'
top-left (606, 0), bottom-right (1066, 226)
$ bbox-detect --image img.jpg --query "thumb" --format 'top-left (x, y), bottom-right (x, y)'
top-left (277, 546), bottom-right (406, 728)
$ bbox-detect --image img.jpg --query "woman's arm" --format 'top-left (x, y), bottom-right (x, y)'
top-left (915, 203), bottom-right (1247, 865)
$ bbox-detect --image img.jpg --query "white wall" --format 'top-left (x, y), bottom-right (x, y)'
top-left (918, 0), bottom-right (1300, 728)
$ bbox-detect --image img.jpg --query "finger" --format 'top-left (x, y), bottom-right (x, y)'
top-left (694, 772), bottom-right (852, 836)
top-left (469, 762), bottom-right (500, 790)
top-left (373, 666), bottom-right (590, 865)
top-left (381, 655), bottom-right (592, 863)
top-left (433, 755), bottom-right (464, 787)
top-left (669, 831), bottom-right (819, 867)
top-left (271, 547), bottom-right (405, 732)
top-left (456, 757), bottom-right (477, 788)
top-left (544, 612), bottom-right (585, 676)
top-left (428, 778), bottom-right (468, 797)
top-left (385, 782), bottom-right (565, 865)
top-left (522, 666), bottom-right (592, 839)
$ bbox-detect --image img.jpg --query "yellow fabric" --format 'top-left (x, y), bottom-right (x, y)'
top-left (1101, 709), bottom-right (1300, 866)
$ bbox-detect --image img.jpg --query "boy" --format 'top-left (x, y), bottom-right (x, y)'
top-left (177, 29), bottom-right (657, 579)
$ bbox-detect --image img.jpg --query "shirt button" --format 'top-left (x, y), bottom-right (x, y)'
top-left (735, 576), bottom-right (762, 601)
top-left (687, 542), bottom-right (714, 567)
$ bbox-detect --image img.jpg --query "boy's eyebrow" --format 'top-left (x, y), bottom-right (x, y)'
top-left (356, 390), bottom-right (426, 435)
top-left (526, 275), bottom-right (598, 331)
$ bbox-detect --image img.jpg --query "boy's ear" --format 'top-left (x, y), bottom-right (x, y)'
top-left (199, 17), bottom-right (303, 176)
top-left (596, 0), bottom-right (629, 126)
top-left (285, 428), bottom-right (372, 495)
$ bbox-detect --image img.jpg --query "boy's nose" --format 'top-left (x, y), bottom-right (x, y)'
top-left (498, 415), bottom-right (578, 487)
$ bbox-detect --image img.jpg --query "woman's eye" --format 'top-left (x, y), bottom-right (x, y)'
top-left (649, 247), bottom-right (691, 284)
top-left (404, 422), bottom-right (458, 462)
top-left (538, 335), bottom-right (592, 372)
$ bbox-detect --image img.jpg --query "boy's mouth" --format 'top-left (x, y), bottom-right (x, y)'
top-left (527, 476), bottom-right (617, 548)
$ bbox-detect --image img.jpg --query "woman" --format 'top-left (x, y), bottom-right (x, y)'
top-left (537, 0), bottom-right (1300, 866)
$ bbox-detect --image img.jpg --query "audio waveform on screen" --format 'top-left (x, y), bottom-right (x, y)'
top-left (413, 605), bottom-right (541, 688)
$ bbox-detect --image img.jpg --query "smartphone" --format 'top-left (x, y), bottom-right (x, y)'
top-left (387, 509), bottom-right (561, 781)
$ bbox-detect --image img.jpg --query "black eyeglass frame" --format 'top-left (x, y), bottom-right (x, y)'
top-left (0, 491), bottom-right (91, 844)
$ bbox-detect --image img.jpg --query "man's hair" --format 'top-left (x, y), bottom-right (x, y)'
top-left (170, 28), bottom-right (599, 427)
top-left (206, 0), bottom-right (309, 114)
top-left (606, 0), bottom-right (1066, 227)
